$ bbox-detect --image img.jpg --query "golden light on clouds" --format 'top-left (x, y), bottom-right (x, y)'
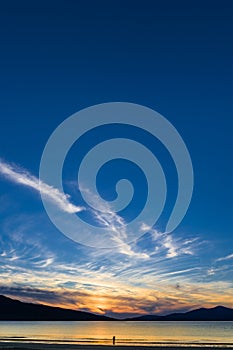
top-left (3, 264), bottom-right (232, 317)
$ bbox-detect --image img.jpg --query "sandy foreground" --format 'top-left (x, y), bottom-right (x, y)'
top-left (0, 343), bottom-right (233, 350)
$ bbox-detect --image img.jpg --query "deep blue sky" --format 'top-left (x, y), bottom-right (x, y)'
top-left (0, 1), bottom-right (232, 316)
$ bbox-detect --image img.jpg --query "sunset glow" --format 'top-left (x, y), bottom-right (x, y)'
top-left (0, 0), bottom-right (232, 321)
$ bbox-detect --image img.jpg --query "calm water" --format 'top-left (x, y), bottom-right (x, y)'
top-left (0, 321), bottom-right (233, 347)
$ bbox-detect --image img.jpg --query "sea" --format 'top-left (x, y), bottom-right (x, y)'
top-left (0, 321), bottom-right (233, 347)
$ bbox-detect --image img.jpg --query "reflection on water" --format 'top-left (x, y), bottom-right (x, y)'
top-left (0, 321), bottom-right (233, 347)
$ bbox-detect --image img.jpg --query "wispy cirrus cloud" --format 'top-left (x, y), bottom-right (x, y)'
top-left (1, 213), bottom-right (232, 317)
top-left (216, 253), bottom-right (233, 262)
top-left (140, 224), bottom-right (195, 259)
top-left (1, 263), bottom-right (233, 317)
top-left (2, 161), bottom-right (230, 317)
top-left (78, 186), bottom-right (198, 261)
top-left (0, 159), bottom-right (84, 214)
top-left (79, 186), bottom-right (149, 259)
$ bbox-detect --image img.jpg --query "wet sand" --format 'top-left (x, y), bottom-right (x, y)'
top-left (0, 343), bottom-right (233, 350)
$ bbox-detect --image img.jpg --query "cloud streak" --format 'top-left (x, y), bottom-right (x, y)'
top-left (1, 214), bottom-right (232, 317)
top-left (0, 159), bottom-right (84, 214)
top-left (216, 253), bottom-right (233, 262)
top-left (80, 186), bottom-right (149, 259)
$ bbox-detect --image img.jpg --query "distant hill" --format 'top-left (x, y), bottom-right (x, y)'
top-left (1, 295), bottom-right (232, 321)
top-left (0, 295), bottom-right (113, 321)
top-left (126, 306), bottom-right (233, 321)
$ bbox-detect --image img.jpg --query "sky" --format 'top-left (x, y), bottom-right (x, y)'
top-left (0, 0), bottom-right (232, 318)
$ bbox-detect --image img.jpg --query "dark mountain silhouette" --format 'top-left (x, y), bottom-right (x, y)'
top-left (1, 295), bottom-right (232, 321)
top-left (126, 306), bottom-right (233, 321)
top-left (0, 295), bottom-right (113, 321)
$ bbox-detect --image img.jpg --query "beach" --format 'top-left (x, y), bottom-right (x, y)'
top-left (0, 343), bottom-right (233, 350)
top-left (1, 321), bottom-right (233, 350)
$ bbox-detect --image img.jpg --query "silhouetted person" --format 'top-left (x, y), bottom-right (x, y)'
top-left (113, 336), bottom-right (116, 345)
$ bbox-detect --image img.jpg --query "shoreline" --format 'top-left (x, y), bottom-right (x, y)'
top-left (0, 343), bottom-right (233, 350)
